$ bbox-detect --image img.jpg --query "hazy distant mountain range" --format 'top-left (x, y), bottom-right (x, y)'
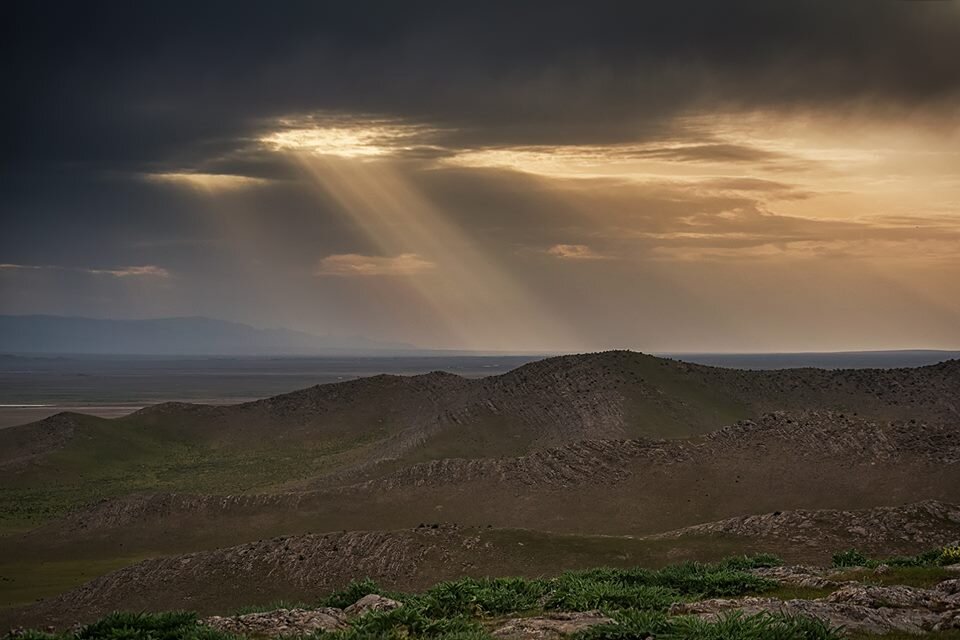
top-left (2, 315), bottom-right (959, 364)
top-left (0, 315), bottom-right (416, 355)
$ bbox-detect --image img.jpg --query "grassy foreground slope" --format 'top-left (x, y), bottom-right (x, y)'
top-left (1, 554), bottom-right (805, 637)
top-left (5, 547), bottom-right (960, 638)
top-left (3, 502), bottom-right (959, 627)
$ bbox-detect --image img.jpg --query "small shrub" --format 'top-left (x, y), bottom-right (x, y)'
top-left (939, 543), bottom-right (960, 565)
top-left (545, 577), bottom-right (678, 612)
top-left (419, 577), bottom-right (548, 617)
top-left (319, 578), bottom-right (393, 609)
top-left (883, 548), bottom-right (943, 567)
top-left (832, 549), bottom-right (870, 568)
top-left (68, 612), bottom-right (239, 640)
top-left (650, 562), bottom-right (776, 597)
top-left (347, 605), bottom-right (483, 639)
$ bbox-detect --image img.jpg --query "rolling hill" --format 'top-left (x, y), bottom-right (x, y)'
top-left (0, 351), bottom-right (958, 628)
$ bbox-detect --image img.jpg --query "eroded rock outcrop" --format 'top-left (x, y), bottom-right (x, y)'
top-left (343, 594), bottom-right (403, 618)
top-left (491, 611), bottom-right (614, 639)
top-left (202, 607), bottom-right (347, 637)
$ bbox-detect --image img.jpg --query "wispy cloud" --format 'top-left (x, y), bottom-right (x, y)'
top-left (546, 244), bottom-right (607, 260)
top-left (143, 172), bottom-right (269, 191)
top-left (0, 264), bottom-right (170, 278)
top-left (315, 253), bottom-right (435, 277)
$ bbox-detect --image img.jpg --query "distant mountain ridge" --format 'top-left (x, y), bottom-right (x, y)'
top-left (0, 315), bottom-right (416, 355)
top-left (665, 350), bottom-right (960, 370)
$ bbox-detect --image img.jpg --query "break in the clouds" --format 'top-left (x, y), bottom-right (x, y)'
top-left (2, 1), bottom-right (960, 351)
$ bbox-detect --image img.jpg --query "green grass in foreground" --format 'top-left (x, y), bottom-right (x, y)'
top-left (8, 550), bottom-right (959, 639)
top-left (6, 555), bottom-right (792, 639)
top-left (233, 553), bottom-right (785, 618)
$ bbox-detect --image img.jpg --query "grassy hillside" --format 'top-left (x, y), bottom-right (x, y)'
top-left (0, 410), bottom-right (387, 534)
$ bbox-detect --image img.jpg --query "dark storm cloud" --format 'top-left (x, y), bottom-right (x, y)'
top-left (3, 0), bottom-right (959, 174)
top-left (3, 1), bottom-right (960, 350)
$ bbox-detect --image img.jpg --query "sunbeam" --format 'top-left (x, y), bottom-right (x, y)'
top-left (283, 150), bottom-right (582, 351)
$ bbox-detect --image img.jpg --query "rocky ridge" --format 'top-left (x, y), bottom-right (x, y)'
top-left (651, 500), bottom-right (960, 549)
top-left (356, 410), bottom-right (960, 493)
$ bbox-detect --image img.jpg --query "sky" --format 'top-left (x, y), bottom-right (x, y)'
top-left (2, 1), bottom-right (960, 352)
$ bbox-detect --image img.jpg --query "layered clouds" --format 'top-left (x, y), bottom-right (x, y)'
top-left (2, 1), bottom-right (959, 350)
